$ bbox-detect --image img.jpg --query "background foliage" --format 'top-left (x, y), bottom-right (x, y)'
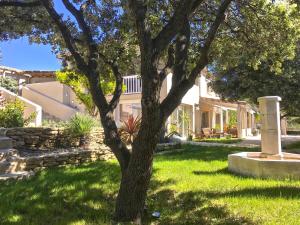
top-left (0, 77), bottom-right (18, 93)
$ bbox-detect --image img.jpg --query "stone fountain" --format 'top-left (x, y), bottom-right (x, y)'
top-left (228, 96), bottom-right (300, 179)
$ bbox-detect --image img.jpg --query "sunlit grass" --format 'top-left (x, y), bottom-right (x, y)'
top-left (285, 141), bottom-right (300, 153)
top-left (193, 137), bottom-right (243, 144)
top-left (1, 145), bottom-right (300, 224)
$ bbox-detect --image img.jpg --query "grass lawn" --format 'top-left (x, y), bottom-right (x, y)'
top-left (1, 145), bottom-right (300, 225)
top-left (193, 137), bottom-right (243, 144)
top-left (284, 141), bottom-right (300, 153)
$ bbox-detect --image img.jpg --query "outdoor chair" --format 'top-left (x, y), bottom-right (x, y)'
top-left (202, 128), bottom-right (220, 138)
top-left (228, 128), bottom-right (238, 138)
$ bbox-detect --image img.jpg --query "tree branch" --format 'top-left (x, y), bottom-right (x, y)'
top-left (159, 44), bottom-right (175, 81)
top-left (172, 17), bottom-right (190, 87)
top-left (108, 63), bottom-right (123, 111)
top-left (61, 0), bottom-right (101, 69)
top-left (160, 0), bottom-right (232, 117)
top-left (127, 0), bottom-right (150, 47)
top-left (39, 0), bottom-right (87, 71)
top-left (0, 0), bottom-right (40, 7)
top-left (61, 0), bottom-right (92, 42)
top-left (153, 0), bottom-right (204, 54)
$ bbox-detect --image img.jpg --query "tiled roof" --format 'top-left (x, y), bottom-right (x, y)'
top-left (23, 71), bottom-right (56, 78)
top-left (0, 66), bottom-right (56, 78)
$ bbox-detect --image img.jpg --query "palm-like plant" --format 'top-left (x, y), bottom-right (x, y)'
top-left (119, 115), bottom-right (141, 145)
top-left (67, 113), bottom-right (96, 147)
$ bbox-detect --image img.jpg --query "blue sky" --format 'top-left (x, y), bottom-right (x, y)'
top-left (0, 38), bottom-right (61, 71)
top-left (0, 1), bottom-right (69, 71)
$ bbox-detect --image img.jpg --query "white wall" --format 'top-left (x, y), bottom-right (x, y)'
top-left (26, 81), bottom-right (64, 103)
top-left (199, 75), bottom-right (219, 99)
top-left (165, 73), bottom-right (199, 106)
top-left (22, 86), bottom-right (78, 121)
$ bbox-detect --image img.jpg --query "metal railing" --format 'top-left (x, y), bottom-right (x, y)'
top-left (123, 75), bottom-right (142, 94)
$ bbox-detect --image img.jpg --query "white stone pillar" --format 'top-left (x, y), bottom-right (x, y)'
top-left (192, 104), bottom-right (196, 135)
top-left (258, 96), bottom-right (282, 156)
top-left (225, 110), bottom-right (229, 125)
top-left (211, 109), bottom-right (216, 129)
top-left (237, 101), bottom-right (246, 138)
top-left (220, 109), bottom-right (224, 132)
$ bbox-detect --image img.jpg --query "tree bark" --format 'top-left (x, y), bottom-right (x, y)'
top-left (114, 114), bottom-right (163, 223)
top-left (114, 45), bottom-right (164, 221)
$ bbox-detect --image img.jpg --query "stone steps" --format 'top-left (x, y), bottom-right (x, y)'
top-left (0, 148), bottom-right (19, 161)
top-left (0, 157), bottom-right (23, 173)
top-left (0, 171), bottom-right (35, 181)
top-left (0, 136), bottom-right (12, 149)
top-left (0, 136), bottom-right (28, 181)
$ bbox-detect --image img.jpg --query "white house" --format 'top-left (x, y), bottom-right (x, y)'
top-left (0, 65), bottom-right (256, 138)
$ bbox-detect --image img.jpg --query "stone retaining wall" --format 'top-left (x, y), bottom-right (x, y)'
top-left (1, 127), bottom-right (105, 150)
top-left (20, 149), bottom-right (114, 171)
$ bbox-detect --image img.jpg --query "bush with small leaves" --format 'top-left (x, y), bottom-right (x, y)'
top-left (0, 100), bottom-right (32, 128)
top-left (0, 77), bottom-right (18, 93)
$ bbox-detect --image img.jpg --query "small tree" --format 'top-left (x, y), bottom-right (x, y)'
top-left (56, 71), bottom-right (125, 116)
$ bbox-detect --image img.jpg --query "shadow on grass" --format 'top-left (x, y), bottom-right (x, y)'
top-left (145, 189), bottom-right (257, 225)
top-left (203, 186), bottom-right (300, 200)
top-left (1, 145), bottom-right (297, 225)
top-left (0, 160), bottom-right (177, 225)
top-left (156, 145), bottom-right (257, 162)
top-left (0, 158), bottom-right (257, 225)
top-left (0, 161), bottom-right (121, 225)
top-left (193, 167), bottom-right (231, 176)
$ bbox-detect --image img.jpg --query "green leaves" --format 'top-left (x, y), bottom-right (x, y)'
top-left (209, 1), bottom-right (300, 73)
top-left (0, 100), bottom-right (25, 128)
top-left (0, 77), bottom-right (18, 93)
top-left (210, 43), bottom-right (300, 117)
top-left (67, 113), bottom-right (96, 137)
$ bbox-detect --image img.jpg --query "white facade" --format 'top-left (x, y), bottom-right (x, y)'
top-left (1, 65), bottom-right (256, 134)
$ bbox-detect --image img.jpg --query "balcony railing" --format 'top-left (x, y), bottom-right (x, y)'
top-left (123, 75), bottom-right (142, 94)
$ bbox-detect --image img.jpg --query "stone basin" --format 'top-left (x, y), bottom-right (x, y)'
top-left (228, 152), bottom-right (300, 179)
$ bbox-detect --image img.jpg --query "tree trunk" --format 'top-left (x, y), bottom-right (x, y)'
top-left (114, 63), bottom-right (163, 222)
top-left (114, 111), bottom-right (162, 222)
top-left (114, 155), bottom-right (153, 223)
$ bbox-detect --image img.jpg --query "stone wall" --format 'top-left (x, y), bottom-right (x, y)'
top-left (1, 127), bottom-right (105, 150)
top-left (19, 149), bottom-right (114, 171)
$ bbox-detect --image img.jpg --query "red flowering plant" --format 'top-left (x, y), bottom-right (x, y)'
top-left (119, 115), bottom-right (141, 145)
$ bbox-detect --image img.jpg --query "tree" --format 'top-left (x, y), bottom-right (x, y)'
top-left (56, 71), bottom-right (117, 116)
top-left (210, 45), bottom-right (300, 119)
top-left (1, 0), bottom-right (299, 223)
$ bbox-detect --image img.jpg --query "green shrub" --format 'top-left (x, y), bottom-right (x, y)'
top-left (42, 119), bottom-right (68, 128)
top-left (228, 110), bottom-right (237, 128)
top-left (67, 113), bottom-right (96, 137)
top-left (0, 100), bottom-right (24, 127)
top-left (0, 77), bottom-right (18, 93)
